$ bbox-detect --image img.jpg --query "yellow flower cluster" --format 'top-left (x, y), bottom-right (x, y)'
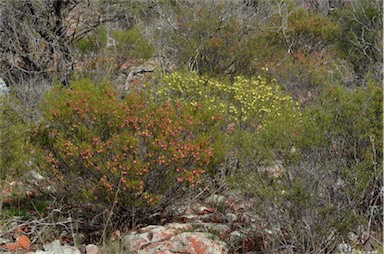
top-left (156, 71), bottom-right (301, 124)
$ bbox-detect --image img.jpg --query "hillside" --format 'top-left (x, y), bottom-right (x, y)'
top-left (0, 1), bottom-right (382, 253)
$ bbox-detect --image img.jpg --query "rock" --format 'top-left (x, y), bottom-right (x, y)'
top-left (141, 232), bottom-right (228, 254)
top-left (73, 233), bottom-right (86, 245)
top-left (27, 170), bottom-right (45, 181)
top-left (192, 223), bottom-right (231, 239)
top-left (179, 214), bottom-right (200, 223)
top-left (123, 226), bottom-right (176, 251)
top-left (206, 194), bottom-right (226, 207)
top-left (198, 206), bottom-right (216, 215)
top-left (225, 213), bottom-right (238, 223)
top-left (166, 223), bottom-right (194, 232)
top-left (226, 197), bottom-right (248, 212)
top-left (229, 230), bottom-right (245, 242)
top-left (85, 244), bottom-right (99, 254)
top-left (43, 240), bottom-right (81, 254)
top-left (122, 224), bottom-right (228, 254)
top-left (0, 236), bottom-right (11, 245)
top-left (338, 242), bottom-right (353, 253)
top-left (348, 232), bottom-right (358, 244)
top-left (0, 77), bottom-right (9, 94)
top-left (259, 161), bottom-right (285, 178)
top-left (0, 235), bottom-right (30, 252)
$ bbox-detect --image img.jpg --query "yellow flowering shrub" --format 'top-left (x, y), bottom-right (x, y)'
top-left (153, 71), bottom-right (302, 162)
top-left (156, 71), bottom-right (300, 126)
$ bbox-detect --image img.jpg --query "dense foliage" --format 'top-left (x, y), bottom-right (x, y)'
top-left (31, 80), bottom-right (224, 214)
top-left (1, 0), bottom-right (382, 252)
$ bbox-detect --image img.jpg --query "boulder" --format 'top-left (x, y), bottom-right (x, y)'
top-left (123, 224), bottom-right (228, 254)
top-left (141, 232), bottom-right (228, 254)
top-left (43, 240), bottom-right (81, 254)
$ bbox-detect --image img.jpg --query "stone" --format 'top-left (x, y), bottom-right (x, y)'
top-left (28, 170), bottom-right (44, 181)
top-left (179, 214), bottom-right (200, 223)
top-left (192, 223), bottom-right (231, 239)
top-left (43, 240), bottom-right (81, 254)
top-left (206, 194), bottom-right (226, 207)
top-left (166, 223), bottom-right (194, 232)
top-left (0, 77), bottom-right (9, 94)
top-left (225, 213), bottom-right (238, 223)
top-left (198, 206), bottom-right (216, 215)
top-left (123, 226), bottom-right (176, 251)
top-left (141, 232), bottom-right (228, 254)
top-left (122, 224), bottom-right (228, 254)
top-left (85, 244), bottom-right (99, 254)
top-left (337, 242), bottom-right (353, 253)
top-left (73, 233), bottom-right (86, 245)
top-left (348, 232), bottom-right (359, 244)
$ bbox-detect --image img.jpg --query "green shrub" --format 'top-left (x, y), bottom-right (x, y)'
top-left (233, 80), bottom-right (383, 253)
top-left (151, 71), bottom-right (302, 166)
top-left (231, 160), bottom-right (359, 253)
top-left (286, 7), bottom-right (341, 53)
top-left (300, 81), bottom-right (383, 212)
top-left (0, 93), bottom-right (30, 181)
top-left (31, 79), bottom-right (224, 217)
top-left (111, 27), bottom-right (154, 60)
top-left (155, 1), bottom-right (258, 78)
top-left (331, 0), bottom-right (382, 79)
top-left (74, 26), bottom-right (108, 54)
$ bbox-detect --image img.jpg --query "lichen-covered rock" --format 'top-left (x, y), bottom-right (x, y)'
top-left (142, 232), bottom-right (228, 254)
top-left (122, 224), bottom-right (228, 254)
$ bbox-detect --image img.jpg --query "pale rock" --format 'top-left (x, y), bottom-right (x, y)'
top-left (85, 244), bottom-right (99, 254)
top-left (43, 240), bottom-right (81, 254)
top-left (338, 242), bottom-right (353, 253)
top-left (123, 224), bottom-right (228, 254)
top-left (123, 226), bottom-right (176, 251)
top-left (179, 214), bottom-right (200, 222)
top-left (348, 232), bottom-right (359, 244)
top-left (192, 223), bottom-right (231, 238)
top-left (141, 232), bottom-right (228, 254)
top-left (225, 213), bottom-right (237, 223)
top-left (166, 223), bottom-right (194, 232)
top-left (206, 194), bottom-right (226, 207)
top-left (73, 233), bottom-right (86, 245)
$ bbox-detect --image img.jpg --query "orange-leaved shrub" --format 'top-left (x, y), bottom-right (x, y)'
top-left (31, 79), bottom-right (224, 212)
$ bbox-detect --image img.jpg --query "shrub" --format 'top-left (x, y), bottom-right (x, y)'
top-left (153, 71), bottom-right (301, 163)
top-left (111, 27), bottom-right (154, 60)
top-left (31, 79), bottom-right (224, 222)
top-left (74, 26), bottom-right (108, 54)
top-left (331, 0), bottom-right (382, 80)
top-left (231, 160), bottom-right (358, 253)
top-left (154, 1), bottom-right (259, 78)
top-left (0, 93), bottom-right (31, 181)
top-left (300, 81), bottom-right (383, 216)
top-left (231, 80), bottom-right (383, 253)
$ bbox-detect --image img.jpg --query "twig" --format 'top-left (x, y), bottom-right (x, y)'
top-left (100, 178), bottom-right (122, 245)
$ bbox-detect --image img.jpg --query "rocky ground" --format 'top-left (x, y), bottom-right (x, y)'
top-left (0, 180), bottom-right (265, 254)
top-left (0, 170), bottom-right (380, 254)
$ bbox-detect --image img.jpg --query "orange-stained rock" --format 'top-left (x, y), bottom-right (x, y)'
top-left (123, 225), bottom-right (228, 254)
top-left (141, 232), bottom-right (228, 254)
top-left (198, 206), bottom-right (216, 215)
top-left (0, 235), bottom-right (30, 251)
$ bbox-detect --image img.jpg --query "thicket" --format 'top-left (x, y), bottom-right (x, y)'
top-left (153, 71), bottom-right (301, 164)
top-left (29, 80), bottom-right (225, 226)
top-left (1, 0), bottom-right (382, 252)
top-left (232, 81), bottom-right (383, 252)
